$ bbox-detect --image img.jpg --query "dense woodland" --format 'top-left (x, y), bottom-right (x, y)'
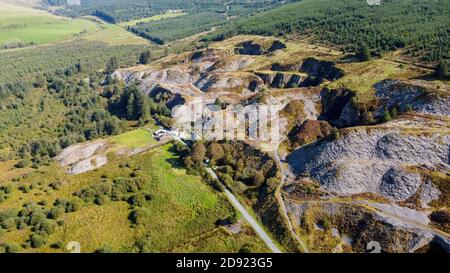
top-left (0, 41), bottom-right (147, 83)
top-left (48, 0), bottom-right (297, 44)
top-left (206, 0), bottom-right (450, 63)
top-left (52, 0), bottom-right (296, 23)
top-left (129, 12), bottom-right (226, 44)
top-left (0, 38), bottom-right (157, 167)
top-left (48, 0), bottom-right (449, 63)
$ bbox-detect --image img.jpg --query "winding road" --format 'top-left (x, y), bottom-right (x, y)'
top-left (160, 127), bottom-right (283, 253)
top-left (205, 167), bottom-right (282, 253)
top-left (273, 140), bottom-right (310, 253)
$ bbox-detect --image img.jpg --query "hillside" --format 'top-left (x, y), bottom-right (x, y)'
top-left (0, 0), bottom-right (448, 254)
top-left (206, 0), bottom-right (450, 63)
top-left (44, 0), bottom-right (301, 45)
top-left (0, 1), bottom-right (100, 48)
top-left (0, 131), bottom-right (269, 253)
top-left (111, 34), bottom-right (449, 252)
top-left (51, 0), bottom-right (298, 23)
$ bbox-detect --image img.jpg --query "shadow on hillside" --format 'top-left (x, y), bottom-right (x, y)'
top-left (412, 73), bottom-right (447, 81)
top-left (165, 145), bottom-right (184, 170)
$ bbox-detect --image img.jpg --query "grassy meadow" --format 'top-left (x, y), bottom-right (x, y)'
top-left (119, 11), bottom-right (188, 27)
top-left (0, 141), bottom-right (268, 253)
top-left (110, 128), bottom-right (156, 148)
top-left (0, 2), bottom-right (99, 47)
top-left (82, 22), bottom-right (150, 46)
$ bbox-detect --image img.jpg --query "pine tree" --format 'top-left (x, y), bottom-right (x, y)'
top-left (356, 43), bottom-right (371, 61)
top-left (435, 60), bottom-right (449, 79)
top-left (382, 107), bottom-right (392, 122)
top-left (390, 107), bottom-right (398, 117)
top-left (133, 91), bottom-right (150, 121)
top-left (106, 57), bottom-right (118, 74)
top-left (126, 92), bottom-right (135, 120)
top-left (139, 50), bottom-right (151, 65)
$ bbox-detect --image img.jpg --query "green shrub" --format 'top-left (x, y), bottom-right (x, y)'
top-left (48, 206), bottom-right (65, 219)
top-left (129, 208), bottom-right (151, 226)
top-left (239, 243), bottom-right (255, 253)
top-left (228, 211), bottom-right (241, 224)
top-left (52, 240), bottom-right (65, 249)
top-left (54, 198), bottom-right (81, 213)
top-left (2, 217), bottom-right (16, 231)
top-left (95, 246), bottom-right (114, 253)
top-left (0, 184), bottom-right (11, 194)
top-left (435, 60), bottom-right (449, 79)
top-left (30, 234), bottom-right (45, 248)
top-left (127, 192), bottom-right (147, 208)
top-left (136, 236), bottom-right (152, 253)
top-left (330, 128), bottom-right (340, 140)
top-left (4, 243), bottom-right (20, 253)
top-left (14, 159), bottom-right (30, 168)
top-left (381, 107), bottom-right (393, 122)
top-left (34, 220), bottom-right (56, 235)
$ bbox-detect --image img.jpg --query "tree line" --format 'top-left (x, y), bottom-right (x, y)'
top-left (205, 0), bottom-right (449, 63)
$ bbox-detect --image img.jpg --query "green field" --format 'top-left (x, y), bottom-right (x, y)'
top-left (82, 23), bottom-right (150, 46)
top-left (119, 11), bottom-right (188, 27)
top-left (0, 143), bottom-right (268, 252)
top-left (0, 2), bottom-right (100, 47)
top-left (110, 128), bottom-right (156, 148)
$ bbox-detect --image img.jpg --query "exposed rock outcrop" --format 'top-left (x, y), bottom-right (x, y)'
top-left (55, 140), bottom-right (109, 175)
top-left (300, 58), bottom-right (344, 81)
top-left (286, 74), bottom-right (303, 88)
top-left (374, 79), bottom-right (450, 117)
top-left (196, 72), bottom-right (264, 93)
top-left (285, 201), bottom-right (450, 252)
top-left (254, 72), bottom-right (303, 89)
top-left (235, 39), bottom-right (286, 55)
top-left (150, 84), bottom-right (186, 109)
top-left (271, 62), bottom-right (301, 72)
top-left (270, 73), bottom-right (286, 88)
top-left (299, 75), bottom-right (323, 87)
top-left (287, 115), bottom-right (449, 204)
top-left (319, 88), bottom-right (355, 125)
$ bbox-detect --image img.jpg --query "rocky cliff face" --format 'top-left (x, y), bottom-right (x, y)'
top-left (55, 140), bottom-right (109, 175)
top-left (374, 79), bottom-right (450, 117)
top-left (285, 200), bottom-right (450, 253)
top-left (287, 115), bottom-right (448, 203)
top-left (255, 72), bottom-right (304, 88)
top-left (300, 58), bottom-right (344, 81)
top-left (285, 111), bottom-right (449, 252)
top-left (235, 39), bottom-right (286, 55)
